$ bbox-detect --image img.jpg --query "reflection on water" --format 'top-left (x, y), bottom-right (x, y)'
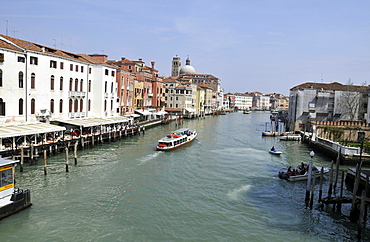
top-left (1, 112), bottom-right (368, 241)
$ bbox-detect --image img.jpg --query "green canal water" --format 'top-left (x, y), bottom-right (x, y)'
top-left (1, 112), bottom-right (368, 241)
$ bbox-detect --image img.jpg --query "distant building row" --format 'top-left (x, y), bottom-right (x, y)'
top-left (0, 35), bottom-right (224, 124)
top-left (223, 92), bottom-right (289, 111)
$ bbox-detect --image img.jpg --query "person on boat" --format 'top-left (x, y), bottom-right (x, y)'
top-left (271, 146), bottom-right (275, 151)
top-left (287, 166), bottom-right (292, 175)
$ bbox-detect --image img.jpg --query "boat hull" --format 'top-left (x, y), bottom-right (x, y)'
top-left (156, 128), bottom-right (197, 151)
top-left (0, 189), bottom-right (32, 220)
top-left (269, 150), bottom-right (282, 155)
top-left (278, 167), bottom-right (329, 182)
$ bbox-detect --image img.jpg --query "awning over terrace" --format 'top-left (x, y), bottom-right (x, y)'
top-left (0, 122), bottom-right (66, 139)
top-left (185, 108), bottom-right (196, 113)
top-left (54, 117), bottom-right (131, 128)
top-left (134, 109), bottom-right (153, 116)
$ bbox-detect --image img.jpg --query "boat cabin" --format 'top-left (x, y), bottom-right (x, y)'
top-left (0, 158), bottom-right (16, 207)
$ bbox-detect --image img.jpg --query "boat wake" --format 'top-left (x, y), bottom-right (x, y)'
top-left (137, 152), bottom-right (161, 165)
top-left (227, 184), bottom-right (251, 202)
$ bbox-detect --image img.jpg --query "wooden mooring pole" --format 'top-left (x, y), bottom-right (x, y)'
top-left (65, 147), bottom-right (69, 172)
top-left (43, 149), bottom-right (47, 175)
top-left (305, 151), bottom-right (314, 208)
top-left (20, 147), bottom-right (24, 172)
top-left (74, 142), bottom-right (78, 165)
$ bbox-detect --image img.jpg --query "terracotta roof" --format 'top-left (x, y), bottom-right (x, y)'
top-left (291, 82), bottom-right (368, 92)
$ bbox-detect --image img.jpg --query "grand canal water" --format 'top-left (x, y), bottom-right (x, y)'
top-left (1, 112), bottom-right (368, 241)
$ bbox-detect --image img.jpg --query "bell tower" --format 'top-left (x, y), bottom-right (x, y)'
top-left (171, 55), bottom-right (181, 76)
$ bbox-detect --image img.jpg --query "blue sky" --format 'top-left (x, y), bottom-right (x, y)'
top-left (1, 0), bottom-right (370, 95)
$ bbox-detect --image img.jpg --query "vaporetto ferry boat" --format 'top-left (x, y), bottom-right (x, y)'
top-left (0, 157), bottom-right (32, 220)
top-left (156, 128), bottom-right (197, 151)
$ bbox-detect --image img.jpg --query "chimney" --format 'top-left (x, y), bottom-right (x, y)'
top-left (151, 61), bottom-right (155, 69)
top-left (121, 57), bottom-right (126, 61)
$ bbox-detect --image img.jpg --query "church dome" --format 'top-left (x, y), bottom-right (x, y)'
top-left (180, 57), bottom-right (196, 75)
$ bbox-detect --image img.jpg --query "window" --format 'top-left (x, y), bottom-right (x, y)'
top-left (60, 62), bottom-right (64, 69)
top-left (81, 66), bottom-right (84, 73)
top-left (80, 79), bottom-right (83, 92)
top-left (74, 100), bottom-right (78, 112)
top-left (31, 98), bottom-right (35, 114)
top-left (88, 99), bottom-right (91, 111)
top-left (80, 99), bottom-right (83, 112)
top-left (50, 99), bottom-right (54, 113)
top-left (70, 64), bottom-right (73, 71)
top-left (19, 98), bottom-right (23, 115)
top-left (88, 80), bottom-right (91, 92)
top-left (74, 78), bottom-right (78, 91)
top-left (69, 78), bottom-right (73, 91)
top-left (0, 53), bottom-right (4, 62)
top-left (111, 71), bottom-right (115, 77)
top-left (31, 73), bottom-right (35, 89)
top-left (18, 56), bottom-right (25, 63)
top-left (60, 77), bottom-right (63, 90)
top-left (89, 67), bottom-right (91, 74)
top-left (50, 60), bottom-right (57, 68)
top-left (104, 81), bottom-right (107, 93)
top-left (50, 75), bottom-right (55, 90)
top-left (30, 56), bottom-right (38, 65)
top-left (19, 71), bottom-right (23, 88)
top-left (75, 65), bottom-right (78, 72)
top-left (111, 82), bottom-right (113, 93)
top-left (0, 98), bottom-right (5, 116)
top-left (59, 99), bottom-right (63, 113)
top-left (105, 69), bottom-right (108, 75)
top-left (69, 99), bottom-right (72, 112)
top-left (111, 100), bottom-right (113, 110)
top-left (0, 69), bottom-right (2, 87)
top-left (104, 100), bottom-right (107, 111)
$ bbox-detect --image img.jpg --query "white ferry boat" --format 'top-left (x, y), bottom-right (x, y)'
top-left (156, 128), bottom-right (197, 151)
top-left (0, 157), bottom-right (32, 220)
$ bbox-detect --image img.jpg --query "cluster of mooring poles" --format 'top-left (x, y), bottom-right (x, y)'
top-left (306, 133), bottom-right (370, 240)
top-left (16, 126), bottom-right (145, 175)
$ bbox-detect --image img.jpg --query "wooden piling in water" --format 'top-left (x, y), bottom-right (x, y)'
top-left (319, 167), bottom-right (324, 203)
top-left (74, 142), bottom-right (78, 165)
top-left (328, 161), bottom-right (334, 197)
top-left (43, 149), bottom-right (47, 175)
top-left (65, 147), bottom-right (69, 172)
top-left (20, 147), bottom-right (24, 172)
top-left (310, 172), bottom-right (316, 209)
top-left (358, 190), bottom-right (366, 240)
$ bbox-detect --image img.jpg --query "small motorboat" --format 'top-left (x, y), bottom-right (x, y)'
top-left (278, 163), bottom-right (330, 182)
top-left (269, 150), bottom-right (282, 155)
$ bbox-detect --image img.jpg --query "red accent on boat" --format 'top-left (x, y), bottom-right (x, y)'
top-left (173, 135), bottom-right (180, 138)
top-left (158, 144), bottom-right (166, 147)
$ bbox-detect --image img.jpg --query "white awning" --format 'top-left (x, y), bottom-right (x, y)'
top-left (130, 114), bottom-right (141, 118)
top-left (154, 110), bottom-right (168, 116)
top-left (0, 122), bottom-right (66, 139)
top-left (135, 109), bottom-right (152, 116)
top-left (185, 108), bottom-right (196, 113)
top-left (55, 117), bottom-right (130, 128)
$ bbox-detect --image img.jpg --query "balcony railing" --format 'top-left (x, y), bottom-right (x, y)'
top-left (69, 91), bottom-right (86, 98)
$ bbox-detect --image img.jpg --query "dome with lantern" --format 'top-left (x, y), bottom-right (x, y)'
top-left (180, 57), bottom-right (196, 75)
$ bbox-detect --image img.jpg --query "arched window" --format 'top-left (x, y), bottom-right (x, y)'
top-left (69, 78), bottom-right (73, 91)
top-left (74, 99), bottom-right (78, 112)
top-left (31, 98), bottom-right (35, 114)
top-left (111, 100), bottom-right (113, 110)
top-left (60, 77), bottom-right (63, 90)
top-left (104, 81), bottom-right (107, 93)
top-left (31, 73), bottom-right (35, 89)
top-left (0, 98), bottom-right (5, 116)
top-left (69, 99), bottom-right (72, 112)
top-left (19, 71), bottom-right (24, 88)
top-left (50, 99), bottom-right (54, 113)
top-left (74, 78), bottom-right (78, 91)
top-left (88, 99), bottom-right (91, 111)
top-left (80, 79), bottom-right (83, 92)
top-left (19, 98), bottom-right (23, 115)
top-left (50, 75), bottom-right (54, 90)
top-left (0, 69), bottom-right (3, 87)
top-left (111, 82), bottom-right (113, 93)
top-left (59, 99), bottom-right (63, 113)
top-left (104, 100), bottom-right (107, 111)
top-left (88, 80), bottom-right (91, 92)
top-left (80, 99), bottom-right (83, 112)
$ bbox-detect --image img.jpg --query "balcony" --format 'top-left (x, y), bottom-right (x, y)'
top-left (68, 112), bottom-right (86, 119)
top-left (69, 91), bottom-right (86, 98)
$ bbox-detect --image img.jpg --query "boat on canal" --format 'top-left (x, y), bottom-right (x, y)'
top-left (0, 157), bottom-right (32, 220)
top-left (156, 128), bottom-right (197, 151)
top-left (269, 150), bottom-right (282, 155)
top-left (278, 163), bottom-right (329, 182)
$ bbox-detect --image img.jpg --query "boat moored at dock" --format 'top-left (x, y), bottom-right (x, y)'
top-left (0, 158), bottom-right (32, 220)
top-left (156, 128), bottom-right (197, 151)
